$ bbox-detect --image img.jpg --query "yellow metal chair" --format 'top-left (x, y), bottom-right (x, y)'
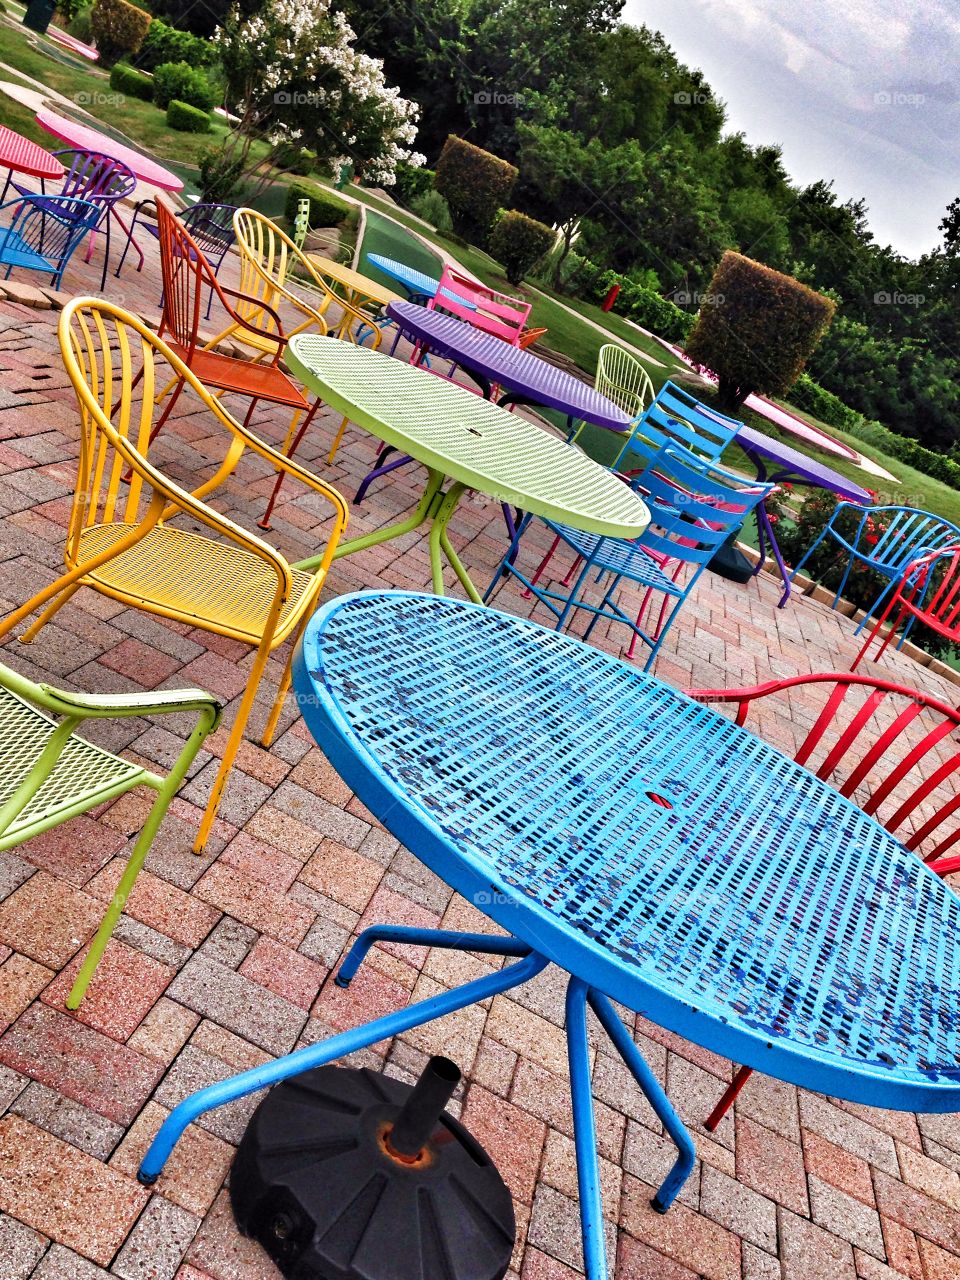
top-left (0, 298), bottom-right (349, 854)
top-left (232, 209), bottom-right (383, 524)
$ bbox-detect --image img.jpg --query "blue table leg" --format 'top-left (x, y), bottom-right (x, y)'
top-left (336, 924), bottom-right (532, 987)
top-left (138, 948), bottom-right (548, 1186)
top-left (566, 979), bottom-right (610, 1279)
top-left (587, 988), bottom-right (696, 1213)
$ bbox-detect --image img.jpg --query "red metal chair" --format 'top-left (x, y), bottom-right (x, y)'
top-left (686, 671), bottom-right (960, 1130)
top-left (853, 544), bottom-right (960, 671)
top-left (151, 198), bottom-right (321, 518)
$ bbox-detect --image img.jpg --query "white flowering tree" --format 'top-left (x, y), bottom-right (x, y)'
top-left (209, 0), bottom-right (424, 192)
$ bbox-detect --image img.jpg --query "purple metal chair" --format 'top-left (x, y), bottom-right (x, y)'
top-left (10, 149), bottom-right (137, 290)
top-left (116, 202), bottom-right (237, 317)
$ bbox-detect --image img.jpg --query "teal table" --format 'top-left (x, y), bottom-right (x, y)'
top-left (286, 338), bottom-right (649, 602)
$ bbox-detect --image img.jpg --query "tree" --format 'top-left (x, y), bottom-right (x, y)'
top-left (684, 252), bottom-right (836, 410)
top-left (213, 0), bottom-right (424, 188)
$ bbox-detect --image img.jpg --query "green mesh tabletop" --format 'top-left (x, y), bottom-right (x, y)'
top-left (295, 592), bottom-right (960, 1114)
top-left (286, 337), bottom-right (649, 538)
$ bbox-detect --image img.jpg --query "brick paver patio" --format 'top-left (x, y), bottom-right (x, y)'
top-left (0, 225), bottom-right (957, 1280)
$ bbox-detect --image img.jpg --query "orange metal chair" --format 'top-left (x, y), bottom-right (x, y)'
top-left (151, 198), bottom-right (322, 492)
top-left (0, 297), bottom-right (348, 854)
top-left (686, 671), bottom-right (960, 1130)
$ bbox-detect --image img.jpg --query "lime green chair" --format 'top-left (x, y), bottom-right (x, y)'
top-left (0, 662), bottom-right (221, 1007)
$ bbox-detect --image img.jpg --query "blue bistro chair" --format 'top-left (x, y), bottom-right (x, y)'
top-left (790, 502), bottom-right (960, 636)
top-left (529, 376), bottom-right (744, 593)
top-left (487, 441), bottom-right (774, 669)
top-left (0, 194), bottom-right (102, 289)
top-left (9, 149), bottom-right (137, 290)
top-left (115, 201), bottom-right (238, 317)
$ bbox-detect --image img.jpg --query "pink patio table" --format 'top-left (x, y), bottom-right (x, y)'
top-left (35, 106), bottom-right (183, 272)
top-left (0, 125), bottom-right (65, 202)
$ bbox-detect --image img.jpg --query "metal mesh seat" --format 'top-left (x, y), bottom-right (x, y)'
top-left (0, 662), bottom-right (220, 1007)
top-left (77, 524), bottom-right (320, 645)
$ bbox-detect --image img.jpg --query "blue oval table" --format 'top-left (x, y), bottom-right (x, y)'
top-left (139, 593), bottom-right (960, 1279)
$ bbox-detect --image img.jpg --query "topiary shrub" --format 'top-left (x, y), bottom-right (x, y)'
top-left (166, 99), bottom-right (210, 132)
top-left (434, 136), bottom-right (517, 244)
top-left (109, 62), bottom-right (154, 101)
top-left (489, 210), bottom-right (555, 285)
top-left (136, 17), bottom-right (214, 69)
top-left (410, 189), bottom-right (452, 233)
top-left (90, 0), bottom-right (151, 66)
top-left (684, 251), bottom-right (836, 411)
top-left (284, 182), bottom-right (349, 228)
top-left (152, 60), bottom-right (214, 109)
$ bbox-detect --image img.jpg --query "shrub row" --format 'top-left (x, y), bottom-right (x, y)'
top-left (109, 62), bottom-right (153, 101)
top-left (136, 18), bottom-right (215, 70)
top-left (572, 259), bottom-right (695, 345)
top-left (845, 419), bottom-right (960, 490)
top-left (167, 99), bottom-right (210, 133)
top-left (284, 182), bottom-right (351, 228)
top-left (489, 210), bottom-right (554, 285)
top-left (153, 60), bottom-right (214, 110)
top-left (789, 374), bottom-right (864, 432)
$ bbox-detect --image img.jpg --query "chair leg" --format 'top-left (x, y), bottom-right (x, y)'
top-left (704, 1066), bottom-right (752, 1132)
top-left (2, 581), bottom-right (82, 645)
top-left (335, 924), bottom-right (531, 988)
top-left (522, 533), bottom-right (563, 598)
top-left (193, 636), bottom-right (274, 854)
top-left (67, 708), bottom-right (212, 1006)
top-left (260, 610), bottom-right (314, 748)
top-left (326, 415), bottom-right (349, 464)
top-left (259, 400), bottom-right (323, 531)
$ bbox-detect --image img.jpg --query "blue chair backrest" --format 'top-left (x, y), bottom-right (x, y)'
top-left (181, 203), bottom-right (236, 265)
top-left (634, 442), bottom-right (773, 567)
top-left (612, 380), bottom-right (741, 474)
top-left (855, 506), bottom-right (960, 571)
top-left (54, 149), bottom-right (137, 206)
top-left (6, 195), bottom-right (102, 265)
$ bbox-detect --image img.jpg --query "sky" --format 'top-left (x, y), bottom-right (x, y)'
top-left (624, 0), bottom-right (960, 260)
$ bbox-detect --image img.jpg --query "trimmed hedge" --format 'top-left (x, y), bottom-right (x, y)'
top-left (410, 189), bottom-right (452, 233)
top-left (166, 99), bottom-right (210, 133)
top-left (572, 260), bottom-right (694, 345)
top-left (846, 418), bottom-right (960, 490)
top-left (489, 210), bottom-right (554, 285)
top-left (790, 374), bottom-right (864, 432)
top-left (153, 61), bottom-right (214, 110)
top-left (90, 0), bottom-right (151, 65)
top-left (684, 251), bottom-right (836, 409)
top-left (284, 182), bottom-right (350, 228)
top-left (434, 136), bottom-right (517, 243)
top-left (109, 62), bottom-right (154, 101)
top-left (136, 17), bottom-right (214, 70)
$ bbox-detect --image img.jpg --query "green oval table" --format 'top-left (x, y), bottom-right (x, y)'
top-left (286, 337), bottom-right (650, 601)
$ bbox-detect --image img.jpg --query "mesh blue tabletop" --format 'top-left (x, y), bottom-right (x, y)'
top-left (294, 592), bottom-right (960, 1114)
top-left (364, 254), bottom-right (476, 309)
top-left (387, 300), bottom-right (631, 431)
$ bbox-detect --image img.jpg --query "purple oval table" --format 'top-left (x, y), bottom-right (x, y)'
top-left (736, 423), bottom-right (872, 607)
top-left (387, 299), bottom-right (630, 430)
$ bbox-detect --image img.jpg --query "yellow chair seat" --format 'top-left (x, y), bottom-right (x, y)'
top-left (77, 523), bottom-right (320, 645)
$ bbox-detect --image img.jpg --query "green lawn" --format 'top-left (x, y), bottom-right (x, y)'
top-left (0, 18), bottom-right (270, 191)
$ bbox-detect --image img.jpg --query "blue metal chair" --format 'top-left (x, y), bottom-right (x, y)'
top-left (0, 194), bottom-right (102, 289)
top-left (487, 442), bottom-right (774, 669)
top-left (9, 149), bottom-right (137, 290)
top-left (790, 502), bottom-right (960, 635)
top-left (115, 201), bottom-right (237, 318)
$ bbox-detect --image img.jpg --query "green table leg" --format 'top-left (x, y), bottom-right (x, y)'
top-left (293, 470), bottom-right (444, 573)
top-left (293, 471), bottom-right (484, 604)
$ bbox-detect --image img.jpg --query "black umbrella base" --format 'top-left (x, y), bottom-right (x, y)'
top-left (230, 1059), bottom-right (515, 1280)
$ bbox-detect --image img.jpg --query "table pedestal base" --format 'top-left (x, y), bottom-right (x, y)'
top-left (294, 468), bottom-right (483, 602)
top-left (137, 924), bottom-right (696, 1280)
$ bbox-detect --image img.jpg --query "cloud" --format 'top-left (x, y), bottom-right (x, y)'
top-left (627, 0), bottom-right (960, 256)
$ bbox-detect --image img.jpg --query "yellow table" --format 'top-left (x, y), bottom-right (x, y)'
top-left (306, 255), bottom-right (403, 311)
